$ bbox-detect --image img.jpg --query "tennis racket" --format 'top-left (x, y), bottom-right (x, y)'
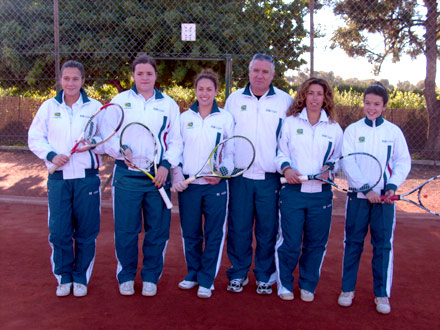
top-left (184, 135), bottom-right (255, 184)
top-left (119, 122), bottom-right (173, 209)
top-left (280, 152), bottom-right (382, 193)
top-left (380, 175), bottom-right (440, 216)
top-left (48, 103), bottom-right (124, 174)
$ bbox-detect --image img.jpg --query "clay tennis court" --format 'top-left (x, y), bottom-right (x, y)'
top-left (1, 150), bottom-right (439, 329)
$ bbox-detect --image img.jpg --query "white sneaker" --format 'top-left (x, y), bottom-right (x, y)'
top-left (279, 286), bottom-right (294, 301)
top-left (197, 286), bottom-right (212, 299)
top-left (300, 289), bottom-right (315, 302)
top-left (119, 281), bottom-right (135, 296)
top-left (338, 291), bottom-right (355, 307)
top-left (375, 297), bottom-right (391, 314)
top-left (56, 283), bottom-right (72, 297)
top-left (73, 283), bottom-right (87, 297)
top-left (227, 277), bottom-right (249, 293)
top-left (178, 280), bottom-right (198, 290)
top-left (142, 282), bottom-right (157, 297)
top-left (256, 281), bottom-right (272, 295)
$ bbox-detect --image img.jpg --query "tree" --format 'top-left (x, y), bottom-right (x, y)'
top-left (0, 0), bottom-right (308, 94)
top-left (327, 0), bottom-right (440, 157)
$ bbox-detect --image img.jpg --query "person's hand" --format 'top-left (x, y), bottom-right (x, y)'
top-left (75, 140), bottom-right (93, 153)
top-left (365, 190), bottom-right (381, 203)
top-left (205, 176), bottom-right (221, 185)
top-left (382, 189), bottom-right (396, 204)
top-left (284, 168), bottom-right (303, 184)
top-left (51, 154), bottom-right (69, 167)
top-left (318, 165), bottom-right (329, 180)
top-left (171, 167), bottom-right (188, 192)
top-left (153, 166), bottom-right (169, 188)
top-left (121, 149), bottom-right (135, 168)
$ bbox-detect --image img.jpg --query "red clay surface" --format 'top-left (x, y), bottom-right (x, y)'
top-left (1, 150), bottom-right (440, 329)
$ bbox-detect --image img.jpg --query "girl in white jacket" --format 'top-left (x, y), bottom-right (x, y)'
top-left (28, 60), bottom-right (103, 297)
top-left (337, 82), bottom-right (411, 314)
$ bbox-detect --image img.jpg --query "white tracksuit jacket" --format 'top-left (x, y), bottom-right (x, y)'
top-left (342, 116), bottom-right (411, 198)
top-left (275, 109), bottom-right (343, 193)
top-left (104, 86), bottom-right (182, 169)
top-left (28, 89), bottom-right (103, 179)
top-left (180, 101), bottom-right (235, 184)
top-left (225, 83), bottom-right (292, 180)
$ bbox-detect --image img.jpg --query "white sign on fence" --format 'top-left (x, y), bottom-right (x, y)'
top-left (181, 23), bottom-right (196, 41)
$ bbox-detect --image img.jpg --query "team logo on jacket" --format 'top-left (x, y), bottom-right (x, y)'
top-left (54, 112), bottom-right (61, 117)
top-left (124, 103), bottom-right (132, 108)
top-left (296, 128), bottom-right (303, 134)
top-left (359, 136), bottom-right (365, 142)
top-left (241, 105), bottom-right (247, 111)
top-left (187, 122), bottom-right (194, 128)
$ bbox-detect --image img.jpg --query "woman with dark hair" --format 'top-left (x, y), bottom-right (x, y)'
top-left (337, 82), bottom-right (411, 314)
top-left (28, 60), bottom-right (103, 297)
top-left (171, 69), bottom-right (234, 299)
top-left (104, 54), bottom-right (183, 297)
top-left (274, 77), bottom-right (343, 302)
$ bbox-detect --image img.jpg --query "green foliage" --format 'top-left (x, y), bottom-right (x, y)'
top-left (0, 0), bottom-right (308, 94)
top-left (387, 89), bottom-right (426, 109)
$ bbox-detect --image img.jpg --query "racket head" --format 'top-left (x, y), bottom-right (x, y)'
top-left (331, 152), bottom-right (382, 192)
top-left (83, 103), bottom-right (124, 146)
top-left (119, 122), bottom-right (157, 172)
top-left (417, 175), bottom-right (440, 215)
top-left (209, 135), bottom-right (255, 178)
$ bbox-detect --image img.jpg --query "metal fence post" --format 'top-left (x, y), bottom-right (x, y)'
top-left (54, 0), bottom-right (60, 92)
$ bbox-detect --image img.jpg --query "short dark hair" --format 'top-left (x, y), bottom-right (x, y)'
top-left (194, 69), bottom-right (219, 90)
top-left (61, 60), bottom-right (85, 79)
top-left (132, 55), bottom-right (157, 73)
top-left (364, 82), bottom-right (389, 105)
top-left (249, 53), bottom-right (275, 73)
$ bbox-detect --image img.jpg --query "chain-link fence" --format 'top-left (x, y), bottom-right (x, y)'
top-left (0, 0), bottom-right (439, 160)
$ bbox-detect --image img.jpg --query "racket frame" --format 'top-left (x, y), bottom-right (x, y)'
top-left (381, 175), bottom-right (440, 216)
top-left (48, 103), bottom-right (124, 174)
top-left (184, 135), bottom-right (256, 184)
top-left (280, 152), bottom-right (383, 193)
top-left (119, 122), bottom-right (173, 210)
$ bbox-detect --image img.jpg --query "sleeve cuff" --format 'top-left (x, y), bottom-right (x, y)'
top-left (385, 183), bottom-right (397, 192)
top-left (160, 160), bottom-right (171, 171)
top-left (281, 162), bottom-right (291, 172)
top-left (46, 151), bottom-right (57, 162)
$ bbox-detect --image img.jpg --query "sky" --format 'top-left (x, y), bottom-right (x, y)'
top-left (290, 5), bottom-right (439, 86)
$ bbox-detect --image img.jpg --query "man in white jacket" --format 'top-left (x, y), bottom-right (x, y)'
top-left (225, 54), bottom-right (292, 294)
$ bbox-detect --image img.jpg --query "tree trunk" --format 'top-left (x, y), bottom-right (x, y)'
top-left (423, 0), bottom-right (440, 159)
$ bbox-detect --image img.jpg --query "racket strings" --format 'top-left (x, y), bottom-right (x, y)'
top-left (85, 104), bottom-right (124, 146)
top-left (340, 153), bottom-right (383, 192)
top-left (210, 136), bottom-right (255, 177)
top-left (419, 178), bottom-right (440, 213)
top-left (120, 123), bottom-right (157, 171)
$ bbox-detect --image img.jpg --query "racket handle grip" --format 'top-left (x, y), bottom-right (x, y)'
top-left (158, 187), bottom-right (173, 209)
top-left (48, 152), bottom-right (73, 174)
top-left (298, 175), bottom-right (308, 181)
top-left (184, 177), bottom-right (196, 185)
top-left (380, 195), bottom-right (399, 201)
top-left (48, 164), bottom-right (59, 174)
top-left (280, 175), bottom-right (308, 184)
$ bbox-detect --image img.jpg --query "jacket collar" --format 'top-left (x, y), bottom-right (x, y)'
top-left (189, 100), bottom-right (220, 114)
top-left (364, 115), bottom-right (384, 127)
top-left (243, 83), bottom-right (276, 97)
top-left (131, 86), bottom-right (164, 99)
top-left (54, 88), bottom-right (90, 105)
